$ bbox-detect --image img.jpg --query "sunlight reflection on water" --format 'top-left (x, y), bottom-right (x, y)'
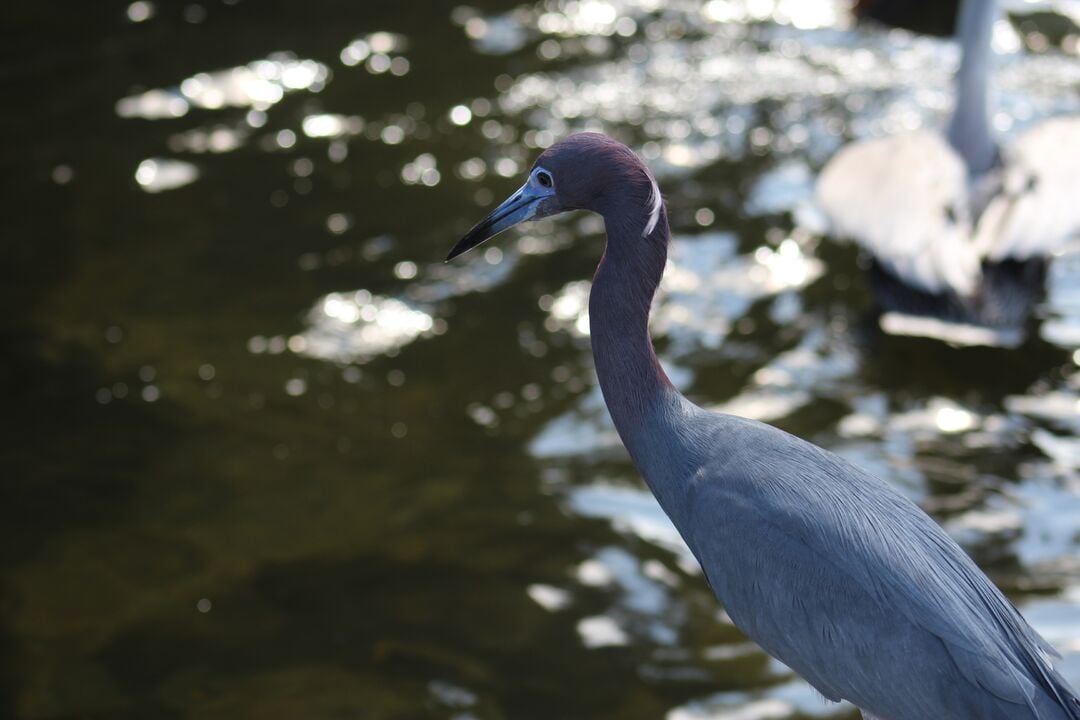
top-left (116, 53), bottom-right (330, 119)
top-left (34, 0), bottom-right (1078, 717)
top-left (296, 291), bottom-right (439, 365)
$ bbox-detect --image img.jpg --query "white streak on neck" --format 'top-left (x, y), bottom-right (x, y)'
top-left (644, 174), bottom-right (662, 237)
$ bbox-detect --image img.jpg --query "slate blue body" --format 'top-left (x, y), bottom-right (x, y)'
top-left (448, 132), bottom-right (1080, 719)
top-left (642, 403), bottom-right (1075, 719)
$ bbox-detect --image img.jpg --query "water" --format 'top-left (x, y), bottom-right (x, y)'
top-left (4, 1), bottom-right (1080, 717)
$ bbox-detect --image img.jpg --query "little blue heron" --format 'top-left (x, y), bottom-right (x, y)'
top-left (817, 0), bottom-right (1080, 347)
top-left (447, 133), bottom-right (1080, 719)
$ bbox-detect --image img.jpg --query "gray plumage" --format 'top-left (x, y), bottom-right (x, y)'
top-left (449, 132), bottom-right (1080, 719)
top-left (676, 413), bottom-right (1076, 719)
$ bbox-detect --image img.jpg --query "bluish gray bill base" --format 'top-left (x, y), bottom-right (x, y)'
top-left (448, 132), bottom-right (1080, 719)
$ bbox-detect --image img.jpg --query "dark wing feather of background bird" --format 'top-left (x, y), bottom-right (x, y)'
top-left (856, 0), bottom-right (961, 36)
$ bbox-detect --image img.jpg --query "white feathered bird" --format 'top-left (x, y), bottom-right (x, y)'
top-left (817, 0), bottom-right (1080, 347)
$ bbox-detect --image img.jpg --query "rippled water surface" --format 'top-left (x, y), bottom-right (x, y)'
top-left (5, 1), bottom-right (1080, 717)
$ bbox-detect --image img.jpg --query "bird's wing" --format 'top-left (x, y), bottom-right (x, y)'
top-left (685, 416), bottom-right (1076, 718)
top-left (973, 117), bottom-right (1080, 262)
top-left (816, 131), bottom-right (983, 296)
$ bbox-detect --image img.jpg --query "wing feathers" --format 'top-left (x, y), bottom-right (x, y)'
top-left (818, 118), bottom-right (1080, 299)
top-left (689, 418), bottom-right (1076, 717)
top-left (816, 131), bottom-right (982, 295)
top-left (977, 117), bottom-right (1080, 262)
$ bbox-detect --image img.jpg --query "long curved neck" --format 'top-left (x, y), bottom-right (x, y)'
top-left (589, 206), bottom-right (692, 488)
top-left (947, 0), bottom-right (999, 175)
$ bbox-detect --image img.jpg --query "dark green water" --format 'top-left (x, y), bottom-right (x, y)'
top-left (4, 1), bottom-right (1080, 718)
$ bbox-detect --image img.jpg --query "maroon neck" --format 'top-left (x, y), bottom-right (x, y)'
top-left (588, 205), bottom-right (678, 460)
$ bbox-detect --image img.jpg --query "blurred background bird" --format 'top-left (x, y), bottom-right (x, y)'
top-left (818, 0), bottom-right (1080, 347)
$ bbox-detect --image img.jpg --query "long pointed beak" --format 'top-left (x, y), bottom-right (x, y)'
top-left (446, 180), bottom-right (556, 261)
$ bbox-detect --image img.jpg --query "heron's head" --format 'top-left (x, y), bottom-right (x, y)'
top-left (446, 133), bottom-right (661, 261)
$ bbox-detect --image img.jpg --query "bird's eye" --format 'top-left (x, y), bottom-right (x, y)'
top-left (536, 171), bottom-right (553, 188)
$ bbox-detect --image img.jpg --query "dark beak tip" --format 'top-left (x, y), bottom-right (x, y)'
top-left (444, 239), bottom-right (470, 262)
top-left (447, 186), bottom-right (538, 262)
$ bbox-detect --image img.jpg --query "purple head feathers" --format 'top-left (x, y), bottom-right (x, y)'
top-left (446, 133), bottom-right (665, 261)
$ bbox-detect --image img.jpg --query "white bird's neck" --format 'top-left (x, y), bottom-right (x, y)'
top-left (947, 0), bottom-right (1000, 175)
